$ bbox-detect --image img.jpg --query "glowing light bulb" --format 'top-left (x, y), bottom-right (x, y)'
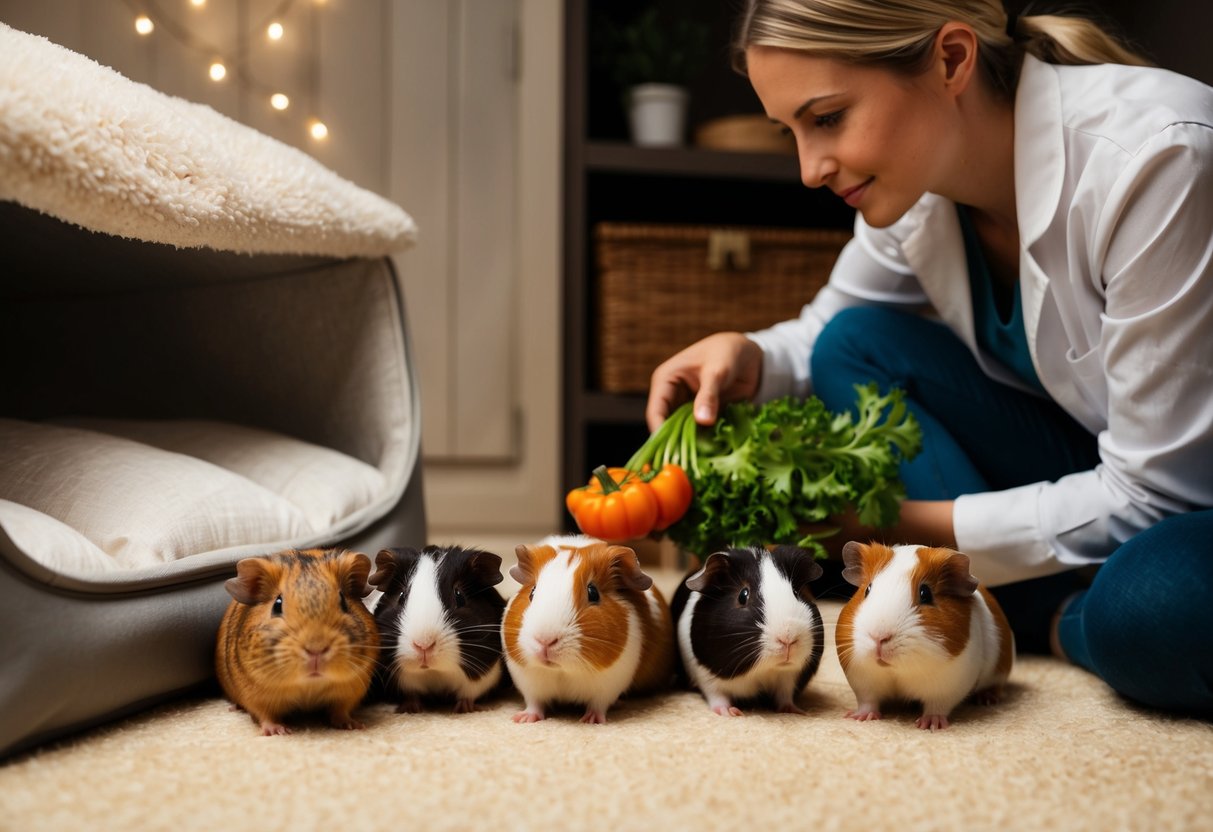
top-left (309, 120), bottom-right (329, 140)
top-left (190, 0), bottom-right (206, 7)
top-left (209, 61), bottom-right (227, 81)
top-left (270, 93), bottom-right (290, 111)
top-left (267, 22), bottom-right (284, 41)
top-left (134, 15), bottom-right (154, 35)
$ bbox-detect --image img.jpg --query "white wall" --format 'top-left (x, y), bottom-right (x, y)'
top-left (0, 0), bottom-right (563, 539)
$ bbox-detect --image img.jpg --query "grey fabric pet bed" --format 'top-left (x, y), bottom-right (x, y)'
top-left (0, 24), bottom-right (425, 757)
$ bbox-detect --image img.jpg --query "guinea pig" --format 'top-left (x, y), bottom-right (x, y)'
top-left (502, 534), bottom-right (675, 724)
top-left (215, 547), bottom-right (379, 736)
top-left (368, 544), bottom-right (507, 714)
top-left (670, 545), bottom-right (825, 716)
top-left (835, 541), bottom-right (1014, 731)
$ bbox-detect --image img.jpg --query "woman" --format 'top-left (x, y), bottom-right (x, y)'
top-left (646, 0), bottom-right (1213, 714)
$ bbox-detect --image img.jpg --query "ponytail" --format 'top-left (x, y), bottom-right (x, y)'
top-left (735, 1), bottom-right (1152, 99)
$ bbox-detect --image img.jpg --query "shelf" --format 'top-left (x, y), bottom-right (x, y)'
top-left (585, 141), bottom-right (801, 182)
top-left (575, 390), bottom-right (648, 424)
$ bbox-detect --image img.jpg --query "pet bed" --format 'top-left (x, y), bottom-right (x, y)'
top-left (0, 22), bottom-right (425, 756)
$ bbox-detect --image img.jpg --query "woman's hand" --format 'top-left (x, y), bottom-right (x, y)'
top-left (645, 332), bottom-right (765, 432)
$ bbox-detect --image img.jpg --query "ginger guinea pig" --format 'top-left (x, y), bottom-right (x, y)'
top-left (215, 548), bottom-right (379, 736)
top-left (502, 534), bottom-right (675, 724)
top-left (369, 544), bottom-right (507, 714)
top-left (835, 541), bottom-right (1014, 731)
top-left (670, 545), bottom-right (825, 716)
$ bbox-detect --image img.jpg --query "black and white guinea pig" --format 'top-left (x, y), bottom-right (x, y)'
top-left (670, 545), bottom-right (824, 716)
top-left (369, 545), bottom-right (507, 713)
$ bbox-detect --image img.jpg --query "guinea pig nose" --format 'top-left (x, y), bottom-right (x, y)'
top-left (412, 639), bottom-right (436, 653)
top-left (533, 635), bottom-right (559, 662)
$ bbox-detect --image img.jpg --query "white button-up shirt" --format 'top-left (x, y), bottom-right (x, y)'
top-left (747, 55), bottom-right (1213, 585)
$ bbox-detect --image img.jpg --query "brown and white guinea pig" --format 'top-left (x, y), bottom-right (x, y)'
top-left (670, 545), bottom-right (825, 717)
top-left (215, 548), bottom-right (379, 736)
top-left (368, 545), bottom-right (507, 714)
top-left (502, 534), bottom-right (676, 724)
top-left (835, 541), bottom-right (1014, 731)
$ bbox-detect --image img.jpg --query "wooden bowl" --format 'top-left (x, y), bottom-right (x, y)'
top-left (693, 114), bottom-right (797, 155)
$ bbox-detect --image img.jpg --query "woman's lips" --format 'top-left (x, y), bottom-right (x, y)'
top-left (838, 177), bottom-right (874, 207)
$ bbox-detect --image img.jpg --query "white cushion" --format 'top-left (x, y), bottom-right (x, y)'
top-left (0, 499), bottom-right (118, 574)
top-left (0, 418), bottom-right (310, 569)
top-left (59, 418), bottom-right (387, 532)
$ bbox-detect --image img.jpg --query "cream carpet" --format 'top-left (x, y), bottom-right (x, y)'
top-left (2, 570), bottom-right (1211, 832)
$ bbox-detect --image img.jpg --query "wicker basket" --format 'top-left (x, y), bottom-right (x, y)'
top-left (594, 223), bottom-right (852, 393)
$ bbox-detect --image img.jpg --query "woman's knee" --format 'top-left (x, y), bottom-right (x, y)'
top-left (811, 307), bottom-right (911, 405)
top-left (1078, 513), bottom-right (1213, 713)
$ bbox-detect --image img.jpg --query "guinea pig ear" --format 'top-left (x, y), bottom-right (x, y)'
top-left (938, 550), bottom-right (980, 598)
top-left (225, 558), bottom-right (278, 605)
top-left (467, 549), bottom-right (505, 587)
top-left (336, 550), bottom-right (375, 599)
top-left (606, 545), bottom-right (654, 592)
top-left (510, 544), bottom-right (536, 585)
top-left (841, 541), bottom-right (867, 587)
top-left (685, 551), bottom-right (731, 593)
top-left (368, 548), bottom-right (404, 588)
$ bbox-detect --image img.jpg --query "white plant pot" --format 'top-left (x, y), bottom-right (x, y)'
top-left (628, 83), bottom-right (688, 147)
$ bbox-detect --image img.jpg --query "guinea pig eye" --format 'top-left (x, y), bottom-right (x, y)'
top-left (454, 588), bottom-right (467, 608)
top-left (918, 583), bottom-right (934, 605)
top-left (272, 595), bottom-right (284, 616)
top-left (737, 587), bottom-right (749, 606)
top-left (864, 584), bottom-right (871, 598)
top-left (528, 587), bottom-right (535, 602)
top-left (587, 582), bottom-right (600, 604)
top-left (339, 592), bottom-right (349, 614)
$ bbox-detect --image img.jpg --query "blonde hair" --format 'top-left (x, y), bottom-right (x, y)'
top-left (733, 1), bottom-right (1150, 98)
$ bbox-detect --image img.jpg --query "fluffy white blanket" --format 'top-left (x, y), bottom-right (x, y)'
top-left (0, 22), bottom-right (416, 258)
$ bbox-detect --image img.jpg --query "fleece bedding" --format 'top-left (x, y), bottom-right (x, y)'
top-left (0, 21), bottom-right (426, 756)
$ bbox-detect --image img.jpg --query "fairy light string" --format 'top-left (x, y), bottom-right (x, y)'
top-left (119, 0), bottom-right (327, 141)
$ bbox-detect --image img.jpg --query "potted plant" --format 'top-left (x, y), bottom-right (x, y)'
top-left (597, 7), bottom-right (709, 147)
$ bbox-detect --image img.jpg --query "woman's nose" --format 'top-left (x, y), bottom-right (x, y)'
top-left (799, 146), bottom-right (838, 189)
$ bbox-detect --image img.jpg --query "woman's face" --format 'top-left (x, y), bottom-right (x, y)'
top-left (747, 45), bottom-right (957, 228)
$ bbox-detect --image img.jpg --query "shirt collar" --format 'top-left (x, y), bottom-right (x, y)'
top-left (1014, 54), bottom-right (1065, 247)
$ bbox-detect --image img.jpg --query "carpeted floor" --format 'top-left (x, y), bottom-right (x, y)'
top-left (2, 571), bottom-right (1211, 832)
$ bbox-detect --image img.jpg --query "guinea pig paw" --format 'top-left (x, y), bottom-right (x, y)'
top-left (845, 706), bottom-right (882, 722)
top-left (709, 701), bottom-right (744, 717)
top-left (971, 686), bottom-right (1002, 706)
top-left (329, 711), bottom-right (366, 731)
top-left (453, 698), bottom-right (479, 714)
top-left (512, 708), bottom-right (545, 724)
top-left (916, 714), bottom-right (951, 731)
top-left (579, 708), bottom-right (608, 725)
top-left (260, 721), bottom-right (292, 736)
top-left (395, 696), bottom-right (423, 714)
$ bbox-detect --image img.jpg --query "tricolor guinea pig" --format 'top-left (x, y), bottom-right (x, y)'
top-left (215, 548), bottom-right (379, 736)
top-left (369, 545), bottom-right (507, 714)
top-left (836, 541), bottom-right (1014, 731)
top-left (502, 534), bottom-right (676, 724)
top-left (670, 545), bottom-right (824, 716)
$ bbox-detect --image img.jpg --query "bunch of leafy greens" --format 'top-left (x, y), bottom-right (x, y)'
top-left (626, 384), bottom-right (922, 559)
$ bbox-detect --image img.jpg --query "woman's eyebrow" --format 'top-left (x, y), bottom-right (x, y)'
top-left (794, 93), bottom-right (843, 119)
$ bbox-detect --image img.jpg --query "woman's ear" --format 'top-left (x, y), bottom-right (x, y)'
top-left (934, 22), bottom-right (979, 97)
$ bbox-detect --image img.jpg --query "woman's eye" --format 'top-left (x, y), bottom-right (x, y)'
top-left (778, 125), bottom-right (792, 137)
top-left (814, 110), bottom-right (844, 128)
